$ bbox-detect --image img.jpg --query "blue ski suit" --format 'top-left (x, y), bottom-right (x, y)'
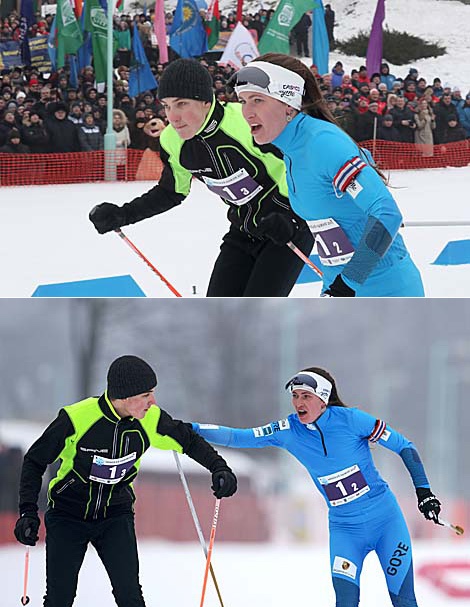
top-left (272, 113), bottom-right (425, 297)
top-left (193, 406), bottom-right (429, 606)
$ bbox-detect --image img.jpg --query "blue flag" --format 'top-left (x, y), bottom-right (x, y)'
top-left (312, 0), bottom-right (329, 76)
top-left (77, 0), bottom-right (93, 71)
top-left (47, 16), bottom-right (57, 71)
top-left (129, 22), bottom-right (158, 98)
top-left (170, 0), bottom-right (208, 58)
top-left (19, 16), bottom-right (31, 66)
top-left (69, 54), bottom-right (79, 88)
top-left (20, 0), bottom-right (36, 27)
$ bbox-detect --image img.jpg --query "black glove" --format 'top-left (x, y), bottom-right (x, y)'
top-left (255, 212), bottom-right (299, 246)
top-left (322, 274), bottom-right (356, 297)
top-left (416, 487), bottom-right (441, 523)
top-left (14, 511), bottom-right (40, 546)
top-left (211, 467), bottom-right (238, 499)
top-left (89, 202), bottom-right (127, 234)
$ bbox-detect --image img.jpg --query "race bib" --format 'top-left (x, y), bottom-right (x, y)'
top-left (202, 168), bottom-right (263, 206)
top-left (318, 464), bottom-right (370, 506)
top-left (89, 452), bottom-right (137, 485)
top-left (307, 218), bottom-right (355, 266)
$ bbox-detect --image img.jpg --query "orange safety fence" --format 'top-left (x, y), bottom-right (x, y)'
top-left (0, 140), bottom-right (469, 187)
top-left (361, 138), bottom-right (470, 170)
top-left (0, 148), bottom-right (163, 187)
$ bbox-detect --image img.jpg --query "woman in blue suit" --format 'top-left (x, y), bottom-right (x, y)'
top-left (231, 54), bottom-right (425, 297)
top-left (193, 368), bottom-right (442, 606)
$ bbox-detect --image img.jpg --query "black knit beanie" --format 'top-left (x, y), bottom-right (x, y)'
top-left (107, 355), bottom-right (157, 399)
top-left (157, 59), bottom-right (214, 102)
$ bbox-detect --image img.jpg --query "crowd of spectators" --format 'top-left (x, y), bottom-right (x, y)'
top-left (1, 6), bottom-right (469, 158)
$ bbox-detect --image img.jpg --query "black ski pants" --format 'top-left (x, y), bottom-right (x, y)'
top-left (207, 223), bottom-right (314, 297)
top-left (44, 509), bottom-right (145, 607)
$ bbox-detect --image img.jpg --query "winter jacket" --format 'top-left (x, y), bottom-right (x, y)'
top-left (390, 107), bottom-right (416, 143)
top-left (18, 394), bottom-right (231, 520)
top-left (21, 123), bottom-right (50, 154)
top-left (45, 116), bottom-right (80, 153)
top-left (377, 124), bottom-right (401, 142)
top-left (414, 109), bottom-right (435, 146)
top-left (457, 103), bottom-right (470, 137)
top-left (78, 123), bottom-right (104, 151)
top-left (434, 100), bottom-right (458, 143)
top-left (441, 124), bottom-right (467, 143)
top-left (0, 142), bottom-right (30, 154)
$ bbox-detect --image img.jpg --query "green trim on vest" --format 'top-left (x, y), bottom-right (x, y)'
top-left (160, 124), bottom-right (192, 196)
top-left (139, 405), bottom-right (184, 453)
top-left (218, 103), bottom-right (289, 199)
top-left (48, 398), bottom-right (102, 499)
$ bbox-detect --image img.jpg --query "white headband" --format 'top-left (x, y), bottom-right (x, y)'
top-left (234, 60), bottom-right (305, 111)
top-left (285, 371), bottom-right (333, 404)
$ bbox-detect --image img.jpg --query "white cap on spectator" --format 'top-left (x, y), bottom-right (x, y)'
top-left (16, 91), bottom-right (26, 99)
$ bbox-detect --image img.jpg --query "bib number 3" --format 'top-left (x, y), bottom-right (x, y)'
top-left (203, 168), bottom-right (263, 206)
top-left (89, 452), bottom-right (137, 485)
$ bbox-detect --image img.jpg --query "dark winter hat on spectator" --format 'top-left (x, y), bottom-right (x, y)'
top-left (53, 101), bottom-right (68, 113)
top-left (383, 114), bottom-right (393, 121)
top-left (157, 59), bottom-right (214, 102)
top-left (107, 355), bottom-right (157, 399)
top-left (8, 129), bottom-right (21, 140)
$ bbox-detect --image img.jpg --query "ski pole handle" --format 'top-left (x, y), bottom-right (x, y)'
top-left (20, 547), bottom-right (30, 605)
top-left (438, 518), bottom-right (464, 536)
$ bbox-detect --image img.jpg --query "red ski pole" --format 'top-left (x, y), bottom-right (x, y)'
top-left (20, 547), bottom-right (30, 605)
top-left (199, 498), bottom-right (221, 607)
top-left (286, 240), bottom-right (323, 278)
top-left (115, 229), bottom-right (182, 297)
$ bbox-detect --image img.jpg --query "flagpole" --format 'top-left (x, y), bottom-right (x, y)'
top-left (104, 0), bottom-right (117, 180)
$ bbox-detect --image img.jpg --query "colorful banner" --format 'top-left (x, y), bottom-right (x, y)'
top-left (29, 34), bottom-right (52, 72)
top-left (366, 0), bottom-right (385, 77)
top-left (170, 0), bottom-right (208, 58)
top-left (219, 22), bottom-right (258, 70)
top-left (236, 0), bottom-right (243, 22)
top-left (56, 0), bottom-right (83, 68)
top-left (312, 0), bottom-right (329, 75)
top-left (0, 41), bottom-right (22, 70)
top-left (129, 22), bottom-right (158, 97)
top-left (154, 0), bottom-right (168, 63)
top-left (258, 0), bottom-right (316, 54)
top-left (205, 0), bottom-right (220, 50)
top-left (84, 0), bottom-right (107, 84)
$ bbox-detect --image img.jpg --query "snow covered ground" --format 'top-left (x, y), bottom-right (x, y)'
top-left (0, 167), bottom-right (469, 297)
top-left (2, 539), bottom-right (469, 606)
